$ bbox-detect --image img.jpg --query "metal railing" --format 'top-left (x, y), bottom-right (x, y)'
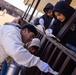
top-left (27, 31), bottom-right (76, 75)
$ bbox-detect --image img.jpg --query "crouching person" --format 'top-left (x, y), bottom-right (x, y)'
top-left (20, 38), bottom-right (41, 75)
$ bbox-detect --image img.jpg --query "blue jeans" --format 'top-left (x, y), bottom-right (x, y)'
top-left (1, 60), bottom-right (8, 75)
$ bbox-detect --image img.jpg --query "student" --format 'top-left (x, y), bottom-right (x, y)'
top-left (0, 17), bottom-right (58, 75)
top-left (51, 1), bottom-right (76, 51)
top-left (20, 38), bottom-right (41, 75)
top-left (35, 3), bottom-right (54, 30)
top-left (26, 38), bottom-right (41, 54)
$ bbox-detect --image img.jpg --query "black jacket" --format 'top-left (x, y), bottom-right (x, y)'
top-left (52, 1), bottom-right (76, 47)
top-left (40, 3), bottom-right (54, 29)
top-left (40, 14), bottom-right (53, 29)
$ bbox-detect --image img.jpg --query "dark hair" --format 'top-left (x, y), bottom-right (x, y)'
top-left (21, 24), bottom-right (37, 36)
top-left (0, 6), bottom-right (2, 10)
top-left (32, 46), bottom-right (39, 51)
top-left (34, 18), bottom-right (40, 25)
top-left (53, 1), bottom-right (75, 20)
top-left (43, 3), bottom-right (54, 12)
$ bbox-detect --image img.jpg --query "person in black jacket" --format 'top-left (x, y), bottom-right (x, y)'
top-left (38, 3), bottom-right (54, 30)
top-left (51, 1), bottom-right (76, 52)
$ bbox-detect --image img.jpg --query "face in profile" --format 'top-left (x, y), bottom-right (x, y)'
top-left (21, 28), bottom-right (35, 43)
top-left (46, 10), bottom-right (53, 17)
top-left (54, 11), bottom-right (66, 22)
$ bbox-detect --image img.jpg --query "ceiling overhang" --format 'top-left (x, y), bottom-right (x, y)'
top-left (24, 0), bottom-right (76, 12)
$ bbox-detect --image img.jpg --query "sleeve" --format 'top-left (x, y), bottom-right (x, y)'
top-left (1, 29), bottom-right (59, 74)
top-left (2, 30), bottom-right (42, 68)
top-left (51, 20), bottom-right (59, 36)
top-left (39, 18), bottom-right (44, 26)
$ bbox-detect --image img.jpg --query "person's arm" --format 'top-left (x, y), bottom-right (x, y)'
top-left (39, 18), bottom-right (45, 30)
top-left (39, 18), bottom-right (44, 26)
top-left (11, 16), bottom-right (21, 24)
top-left (1, 26), bottom-right (58, 74)
top-left (2, 27), bottom-right (40, 67)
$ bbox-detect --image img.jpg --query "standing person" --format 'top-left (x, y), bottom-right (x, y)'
top-left (0, 17), bottom-right (58, 75)
top-left (51, 1), bottom-right (76, 51)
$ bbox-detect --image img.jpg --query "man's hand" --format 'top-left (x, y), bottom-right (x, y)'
top-left (11, 16), bottom-right (21, 24)
top-left (38, 61), bottom-right (58, 75)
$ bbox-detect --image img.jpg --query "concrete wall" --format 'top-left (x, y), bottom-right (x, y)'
top-left (0, 0), bottom-right (24, 17)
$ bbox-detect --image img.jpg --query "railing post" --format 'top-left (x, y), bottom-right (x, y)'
top-left (28, 0), bottom-right (41, 22)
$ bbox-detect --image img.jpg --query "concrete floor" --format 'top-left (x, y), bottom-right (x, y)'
top-left (0, 11), bottom-right (14, 25)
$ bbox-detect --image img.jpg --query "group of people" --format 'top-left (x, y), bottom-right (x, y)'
top-left (0, 1), bottom-right (76, 75)
top-left (34, 1), bottom-right (76, 52)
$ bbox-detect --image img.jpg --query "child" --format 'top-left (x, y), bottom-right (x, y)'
top-left (20, 38), bottom-right (41, 75)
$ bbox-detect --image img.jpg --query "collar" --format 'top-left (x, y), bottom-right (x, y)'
top-left (4, 22), bottom-right (21, 29)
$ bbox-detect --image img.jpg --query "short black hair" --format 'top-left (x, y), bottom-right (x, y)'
top-left (43, 3), bottom-right (54, 12)
top-left (21, 24), bottom-right (37, 36)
